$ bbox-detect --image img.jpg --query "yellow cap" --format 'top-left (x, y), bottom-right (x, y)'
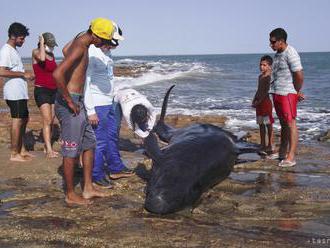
top-left (90, 18), bottom-right (114, 40)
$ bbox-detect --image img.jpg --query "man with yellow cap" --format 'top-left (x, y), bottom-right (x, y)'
top-left (53, 17), bottom-right (114, 205)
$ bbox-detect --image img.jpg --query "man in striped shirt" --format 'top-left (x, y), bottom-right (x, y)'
top-left (269, 28), bottom-right (304, 167)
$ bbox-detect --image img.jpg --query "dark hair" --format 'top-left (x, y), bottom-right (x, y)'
top-left (87, 27), bottom-right (110, 45)
top-left (8, 22), bottom-right (29, 38)
top-left (269, 28), bottom-right (287, 42)
top-left (260, 55), bottom-right (273, 66)
top-left (130, 104), bottom-right (150, 131)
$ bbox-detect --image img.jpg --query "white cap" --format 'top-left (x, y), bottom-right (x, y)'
top-left (112, 22), bottom-right (124, 41)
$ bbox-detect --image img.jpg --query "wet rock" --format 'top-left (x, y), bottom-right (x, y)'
top-left (318, 130), bottom-right (330, 142)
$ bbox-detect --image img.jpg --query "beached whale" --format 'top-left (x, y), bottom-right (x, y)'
top-left (143, 85), bottom-right (258, 214)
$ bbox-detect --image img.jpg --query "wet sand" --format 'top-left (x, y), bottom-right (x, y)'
top-left (0, 67), bottom-right (330, 247)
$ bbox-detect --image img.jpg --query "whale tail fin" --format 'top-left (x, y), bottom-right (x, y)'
top-left (152, 84), bottom-right (176, 143)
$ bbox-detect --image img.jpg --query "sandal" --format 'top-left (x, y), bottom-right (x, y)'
top-left (266, 153), bottom-right (279, 160)
top-left (278, 160), bottom-right (296, 167)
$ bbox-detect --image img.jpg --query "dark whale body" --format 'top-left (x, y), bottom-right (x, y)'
top-left (143, 85), bottom-right (256, 214)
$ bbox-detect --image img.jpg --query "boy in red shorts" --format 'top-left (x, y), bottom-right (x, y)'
top-left (252, 55), bottom-right (274, 155)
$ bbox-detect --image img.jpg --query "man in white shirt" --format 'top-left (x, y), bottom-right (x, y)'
top-left (0, 22), bottom-right (35, 162)
top-left (84, 23), bottom-right (131, 188)
top-left (269, 28), bottom-right (304, 167)
top-left (115, 88), bottom-right (156, 139)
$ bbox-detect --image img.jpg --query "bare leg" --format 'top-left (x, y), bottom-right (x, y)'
top-left (63, 157), bottom-right (91, 205)
top-left (40, 103), bottom-right (58, 158)
top-left (10, 118), bottom-right (30, 162)
top-left (279, 120), bottom-right (289, 159)
top-left (81, 149), bottom-right (111, 199)
top-left (266, 124), bottom-right (274, 152)
top-left (259, 124), bottom-right (266, 150)
top-left (19, 117), bottom-right (36, 158)
top-left (286, 119), bottom-right (298, 162)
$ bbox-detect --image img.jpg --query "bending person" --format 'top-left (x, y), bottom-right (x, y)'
top-left (115, 88), bottom-right (156, 142)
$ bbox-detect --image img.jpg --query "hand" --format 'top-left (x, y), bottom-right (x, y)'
top-left (252, 100), bottom-right (258, 108)
top-left (298, 92), bottom-right (305, 102)
top-left (88, 114), bottom-right (99, 126)
top-left (39, 35), bottom-right (45, 45)
top-left (67, 100), bottom-right (80, 116)
top-left (24, 71), bottom-right (35, 81)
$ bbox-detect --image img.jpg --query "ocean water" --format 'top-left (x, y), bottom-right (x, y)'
top-left (19, 52), bottom-right (330, 142)
top-left (112, 52), bottom-right (330, 142)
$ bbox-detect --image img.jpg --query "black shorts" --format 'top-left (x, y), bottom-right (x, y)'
top-left (6, 99), bottom-right (29, 118)
top-left (34, 86), bottom-right (57, 108)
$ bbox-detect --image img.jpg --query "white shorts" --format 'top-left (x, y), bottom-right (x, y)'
top-left (256, 115), bottom-right (272, 125)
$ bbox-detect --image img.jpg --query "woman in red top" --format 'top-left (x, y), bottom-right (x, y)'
top-left (32, 32), bottom-right (58, 158)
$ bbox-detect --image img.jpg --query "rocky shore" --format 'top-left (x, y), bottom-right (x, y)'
top-left (0, 66), bottom-right (330, 247)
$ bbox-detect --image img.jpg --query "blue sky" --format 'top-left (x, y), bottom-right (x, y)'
top-left (1, 0), bottom-right (329, 57)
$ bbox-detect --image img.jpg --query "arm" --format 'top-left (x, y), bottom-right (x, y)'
top-left (293, 70), bottom-right (304, 92)
top-left (62, 40), bottom-right (74, 57)
top-left (256, 76), bottom-right (271, 102)
top-left (252, 89), bottom-right (258, 107)
top-left (52, 42), bottom-right (84, 114)
top-left (293, 70), bottom-right (304, 101)
top-left (32, 35), bottom-right (46, 63)
top-left (252, 75), bottom-right (270, 107)
top-left (0, 48), bottom-right (34, 80)
top-left (0, 67), bottom-right (34, 80)
top-left (288, 48), bottom-right (304, 95)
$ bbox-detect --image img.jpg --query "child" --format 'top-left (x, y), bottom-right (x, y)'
top-left (252, 55), bottom-right (274, 155)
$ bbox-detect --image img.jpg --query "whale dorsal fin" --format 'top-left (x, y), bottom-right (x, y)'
top-left (153, 85), bottom-right (176, 143)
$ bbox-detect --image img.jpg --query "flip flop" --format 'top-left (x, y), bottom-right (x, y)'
top-left (278, 160), bottom-right (296, 167)
top-left (258, 150), bottom-right (268, 156)
top-left (266, 153), bottom-right (279, 160)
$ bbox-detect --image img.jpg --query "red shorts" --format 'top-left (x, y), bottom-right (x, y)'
top-left (256, 97), bottom-right (274, 124)
top-left (272, 93), bottom-right (298, 123)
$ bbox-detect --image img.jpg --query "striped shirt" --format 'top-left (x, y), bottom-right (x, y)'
top-left (270, 45), bottom-right (303, 96)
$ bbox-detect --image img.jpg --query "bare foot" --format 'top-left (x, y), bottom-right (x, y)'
top-left (20, 151), bottom-right (36, 158)
top-left (10, 153), bottom-right (31, 162)
top-left (65, 194), bottom-right (93, 206)
top-left (82, 187), bottom-right (111, 199)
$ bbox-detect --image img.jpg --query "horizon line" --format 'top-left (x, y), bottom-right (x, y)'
top-left (21, 50), bottom-right (330, 59)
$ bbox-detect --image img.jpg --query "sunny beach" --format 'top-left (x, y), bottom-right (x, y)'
top-left (0, 1), bottom-right (330, 247)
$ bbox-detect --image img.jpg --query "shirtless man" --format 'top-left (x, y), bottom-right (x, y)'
top-left (53, 18), bottom-right (115, 205)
